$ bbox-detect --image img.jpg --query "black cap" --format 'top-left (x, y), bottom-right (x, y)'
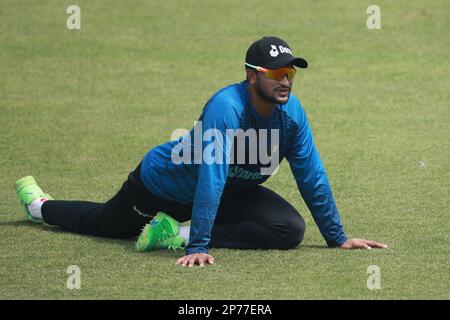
top-left (245, 36), bottom-right (308, 69)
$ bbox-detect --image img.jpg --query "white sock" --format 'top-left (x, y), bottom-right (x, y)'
top-left (178, 226), bottom-right (190, 244)
top-left (27, 197), bottom-right (48, 220)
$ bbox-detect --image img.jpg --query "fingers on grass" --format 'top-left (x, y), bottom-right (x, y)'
top-left (188, 257), bottom-right (196, 267)
top-left (365, 240), bottom-right (387, 249)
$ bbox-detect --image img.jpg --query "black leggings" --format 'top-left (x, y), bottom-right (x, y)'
top-left (42, 164), bottom-right (305, 250)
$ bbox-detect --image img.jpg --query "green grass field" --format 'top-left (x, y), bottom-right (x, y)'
top-left (1, 0), bottom-right (449, 299)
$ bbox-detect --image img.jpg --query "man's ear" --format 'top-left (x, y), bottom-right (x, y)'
top-left (246, 69), bottom-right (257, 85)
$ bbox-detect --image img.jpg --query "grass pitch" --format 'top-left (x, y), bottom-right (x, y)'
top-left (0, 0), bottom-right (449, 299)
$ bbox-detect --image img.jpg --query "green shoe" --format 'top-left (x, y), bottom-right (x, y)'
top-left (15, 176), bottom-right (53, 224)
top-left (136, 212), bottom-right (186, 252)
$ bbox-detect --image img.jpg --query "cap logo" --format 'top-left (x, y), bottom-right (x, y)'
top-left (269, 44), bottom-right (292, 57)
top-left (278, 45), bottom-right (292, 55)
top-left (269, 45), bottom-right (279, 57)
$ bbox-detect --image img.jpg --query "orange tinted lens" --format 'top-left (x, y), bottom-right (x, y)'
top-left (264, 67), bottom-right (296, 81)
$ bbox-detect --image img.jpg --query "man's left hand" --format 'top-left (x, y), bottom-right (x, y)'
top-left (340, 238), bottom-right (388, 250)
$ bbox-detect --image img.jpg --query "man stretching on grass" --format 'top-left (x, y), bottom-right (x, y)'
top-left (15, 36), bottom-right (387, 267)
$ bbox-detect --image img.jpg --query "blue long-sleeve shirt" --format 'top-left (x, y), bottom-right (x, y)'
top-left (140, 80), bottom-right (347, 254)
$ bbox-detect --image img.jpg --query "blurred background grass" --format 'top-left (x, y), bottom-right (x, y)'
top-left (0, 0), bottom-right (449, 299)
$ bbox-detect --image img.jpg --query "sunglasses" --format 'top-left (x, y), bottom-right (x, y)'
top-left (245, 62), bottom-right (296, 81)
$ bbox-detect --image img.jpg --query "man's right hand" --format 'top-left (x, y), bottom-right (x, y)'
top-left (340, 238), bottom-right (388, 250)
top-left (175, 253), bottom-right (215, 267)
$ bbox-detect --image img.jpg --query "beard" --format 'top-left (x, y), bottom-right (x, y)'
top-left (255, 76), bottom-right (291, 105)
